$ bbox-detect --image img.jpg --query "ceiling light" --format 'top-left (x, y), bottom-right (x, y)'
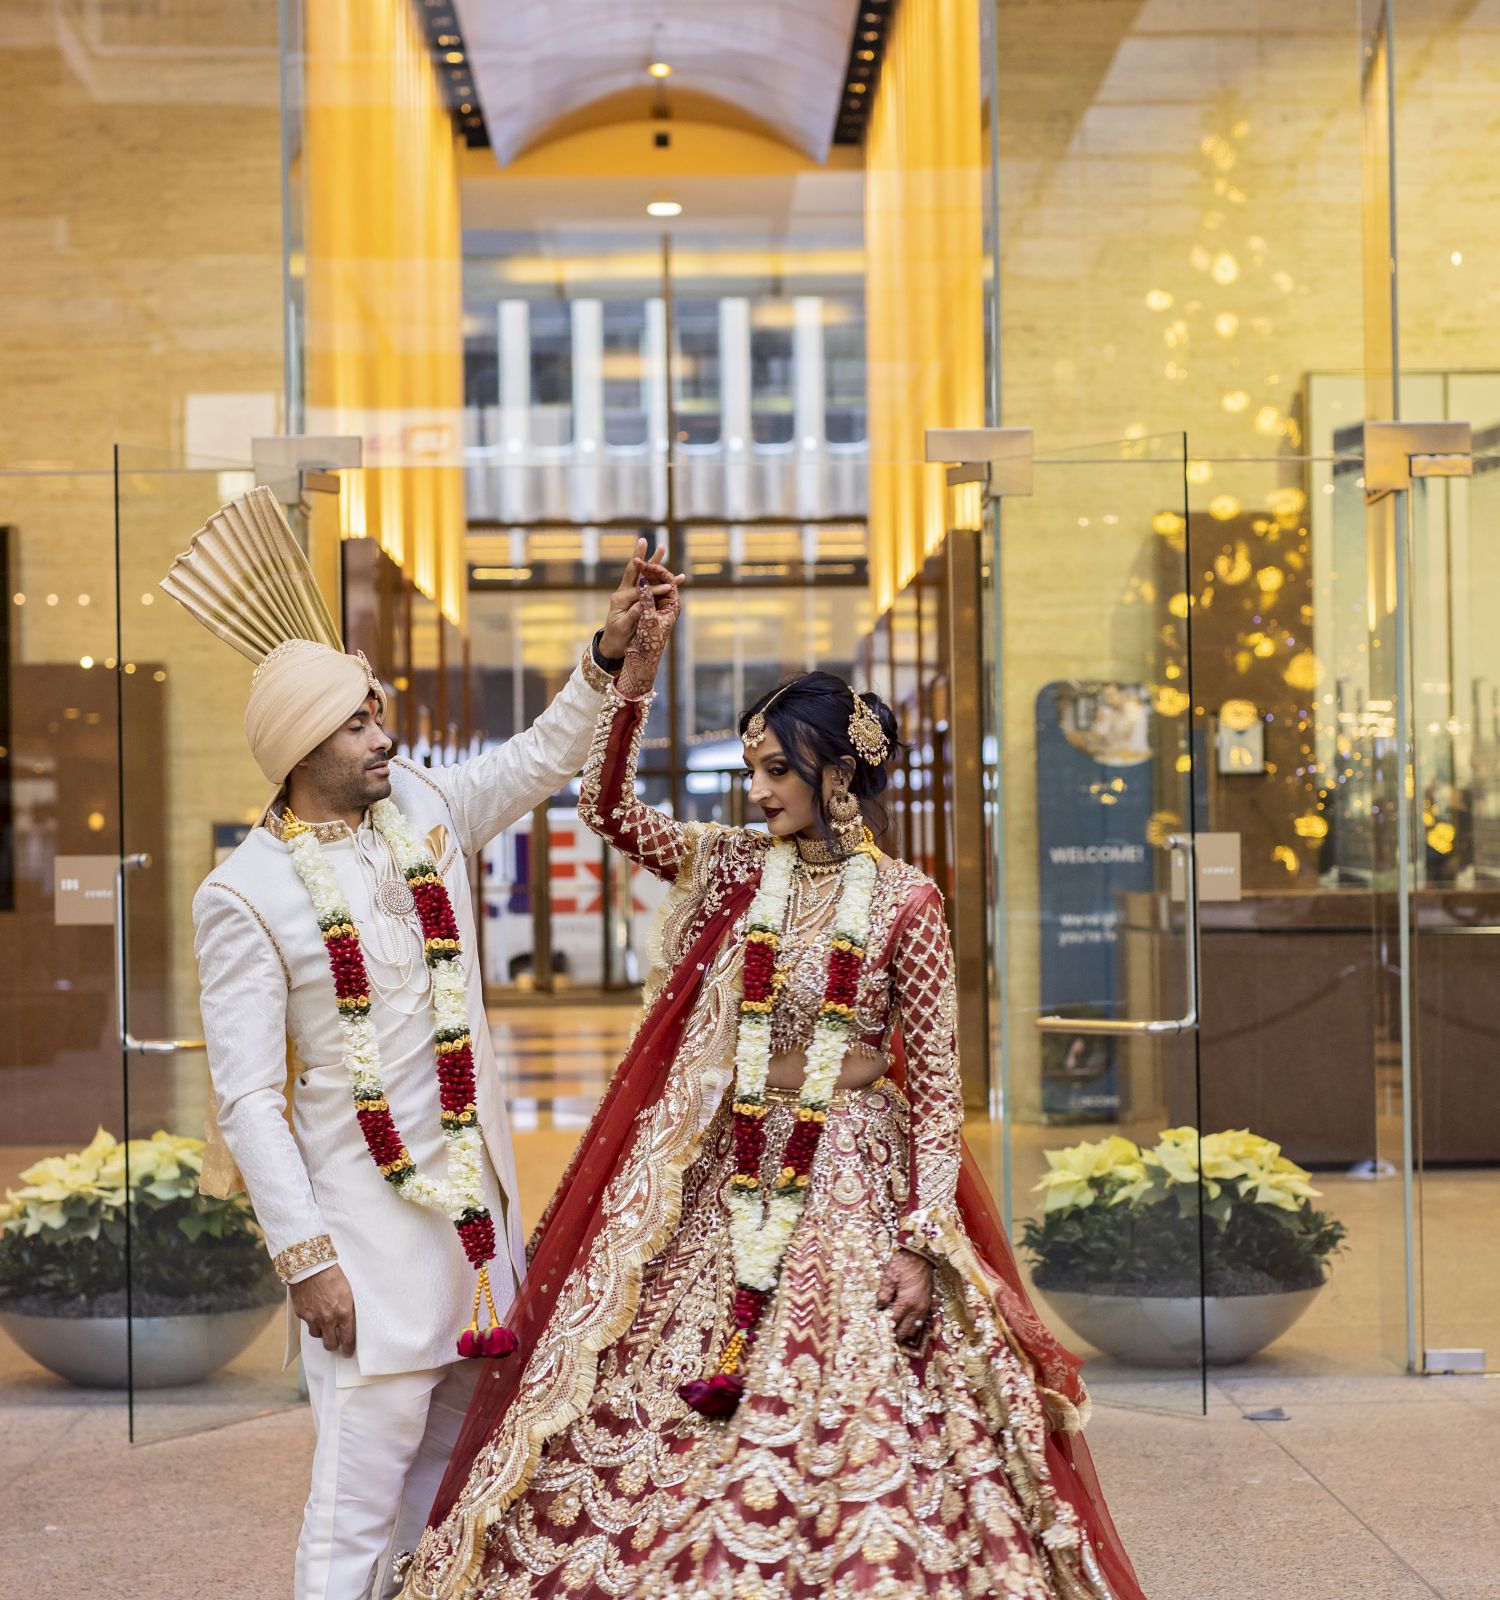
top-left (445, 50), bottom-right (464, 63)
top-left (648, 59), bottom-right (672, 79)
top-left (647, 198), bottom-right (683, 218)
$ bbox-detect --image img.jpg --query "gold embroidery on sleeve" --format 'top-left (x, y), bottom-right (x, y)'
top-left (273, 1233), bottom-right (337, 1283)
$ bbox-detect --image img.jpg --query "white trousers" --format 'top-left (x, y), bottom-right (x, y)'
top-left (297, 1331), bottom-right (480, 1600)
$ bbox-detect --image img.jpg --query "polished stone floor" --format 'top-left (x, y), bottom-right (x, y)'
top-left (2, 1000), bottom-right (1496, 1597)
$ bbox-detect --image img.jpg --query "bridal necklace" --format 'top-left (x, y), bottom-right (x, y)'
top-left (282, 799), bottom-right (515, 1361)
top-left (678, 826), bottom-right (880, 1418)
top-left (794, 833), bottom-right (854, 871)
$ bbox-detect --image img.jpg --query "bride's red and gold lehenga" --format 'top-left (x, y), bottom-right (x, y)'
top-left (402, 681), bottom-right (1146, 1600)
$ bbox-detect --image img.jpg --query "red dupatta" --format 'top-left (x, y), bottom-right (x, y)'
top-left (429, 879), bottom-right (758, 1526)
top-left (427, 879), bottom-right (1145, 1600)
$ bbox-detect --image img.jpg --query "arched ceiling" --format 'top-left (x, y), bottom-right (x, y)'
top-left (453, 0), bottom-right (863, 164)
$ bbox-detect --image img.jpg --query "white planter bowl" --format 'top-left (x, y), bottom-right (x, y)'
top-left (0, 1304), bottom-right (277, 1389)
top-left (1040, 1286), bottom-right (1322, 1367)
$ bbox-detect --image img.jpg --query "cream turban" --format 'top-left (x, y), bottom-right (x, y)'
top-left (244, 639), bottom-right (385, 785)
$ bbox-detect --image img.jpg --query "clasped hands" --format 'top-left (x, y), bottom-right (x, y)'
top-left (600, 538), bottom-right (685, 698)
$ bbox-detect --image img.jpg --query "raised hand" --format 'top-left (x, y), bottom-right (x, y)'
top-left (599, 539), bottom-right (683, 662)
top-left (617, 551), bottom-right (684, 699)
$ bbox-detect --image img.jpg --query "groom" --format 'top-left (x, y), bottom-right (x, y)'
top-left (191, 541), bottom-right (676, 1600)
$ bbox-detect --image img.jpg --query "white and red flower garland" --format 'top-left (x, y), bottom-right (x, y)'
top-left (283, 799), bottom-right (515, 1360)
top-left (679, 831), bottom-right (879, 1418)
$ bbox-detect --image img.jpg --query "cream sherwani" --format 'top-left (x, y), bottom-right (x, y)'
top-left (192, 651), bottom-right (610, 1599)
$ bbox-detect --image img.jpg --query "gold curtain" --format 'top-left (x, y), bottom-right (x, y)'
top-left (303, 0), bottom-right (467, 625)
top-left (864, 0), bottom-right (986, 613)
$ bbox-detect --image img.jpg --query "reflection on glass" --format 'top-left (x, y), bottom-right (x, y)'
top-left (992, 440), bottom-right (1210, 1410)
top-left (116, 454), bottom-right (305, 1439)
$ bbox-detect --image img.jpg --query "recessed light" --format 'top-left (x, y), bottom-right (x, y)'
top-left (647, 198), bottom-right (683, 217)
top-left (648, 59), bottom-right (672, 79)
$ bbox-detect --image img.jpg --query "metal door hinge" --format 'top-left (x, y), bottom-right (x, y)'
top-left (924, 428), bottom-right (1034, 498)
top-left (1364, 420), bottom-right (1472, 498)
top-left (252, 435), bottom-right (363, 505)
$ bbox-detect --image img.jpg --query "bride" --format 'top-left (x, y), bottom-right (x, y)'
top-left (401, 569), bottom-right (1145, 1600)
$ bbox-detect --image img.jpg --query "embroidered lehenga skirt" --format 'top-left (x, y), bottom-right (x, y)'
top-left (472, 1078), bottom-right (1094, 1600)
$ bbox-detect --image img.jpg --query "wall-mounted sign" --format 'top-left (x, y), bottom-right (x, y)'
top-left (1172, 832), bottom-right (1244, 903)
top-left (54, 855), bottom-right (116, 925)
top-left (1216, 699), bottom-right (1265, 775)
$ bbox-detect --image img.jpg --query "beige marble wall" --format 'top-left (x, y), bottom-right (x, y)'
top-left (988, 3), bottom-right (1500, 1130)
top-left (0, 1), bottom-right (285, 1143)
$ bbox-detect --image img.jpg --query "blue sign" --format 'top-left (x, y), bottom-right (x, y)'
top-left (213, 822), bottom-right (254, 867)
top-left (1034, 682), bottom-right (1156, 1120)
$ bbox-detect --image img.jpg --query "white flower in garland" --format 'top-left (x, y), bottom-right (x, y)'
top-left (284, 803), bottom-right (484, 1223)
top-left (726, 841), bottom-right (879, 1295)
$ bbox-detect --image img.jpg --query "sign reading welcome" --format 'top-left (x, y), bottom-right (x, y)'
top-left (1034, 681), bottom-right (1156, 1121)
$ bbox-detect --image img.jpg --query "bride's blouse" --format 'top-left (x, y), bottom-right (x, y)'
top-left (576, 679), bottom-right (964, 1240)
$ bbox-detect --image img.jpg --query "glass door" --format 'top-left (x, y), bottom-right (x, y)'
top-left (1407, 433), bottom-right (1500, 1374)
top-left (114, 446), bottom-right (303, 1441)
top-left (986, 433), bottom-right (1209, 1413)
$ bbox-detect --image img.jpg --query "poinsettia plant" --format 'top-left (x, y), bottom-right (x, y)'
top-left (0, 1129), bottom-right (278, 1318)
top-left (1021, 1128), bottom-right (1346, 1299)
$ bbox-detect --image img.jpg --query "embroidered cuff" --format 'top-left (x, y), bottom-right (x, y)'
top-left (273, 1233), bottom-right (337, 1284)
top-left (582, 639), bottom-right (617, 695)
top-left (897, 1207), bottom-right (946, 1266)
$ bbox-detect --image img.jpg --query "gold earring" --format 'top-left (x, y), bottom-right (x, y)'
top-left (826, 781), bottom-right (864, 856)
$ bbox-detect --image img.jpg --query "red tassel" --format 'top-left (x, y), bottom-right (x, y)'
top-left (481, 1325), bottom-right (518, 1358)
top-left (457, 1328), bottom-right (480, 1358)
top-left (678, 1373), bottom-right (745, 1417)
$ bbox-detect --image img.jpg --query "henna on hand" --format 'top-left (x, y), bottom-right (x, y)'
top-left (617, 558), bottom-right (682, 698)
top-left (876, 1247), bottom-right (935, 1347)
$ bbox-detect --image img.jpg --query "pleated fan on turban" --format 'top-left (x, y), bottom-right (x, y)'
top-left (160, 485), bottom-right (384, 783)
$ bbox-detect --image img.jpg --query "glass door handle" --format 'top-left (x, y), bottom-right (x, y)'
top-left (1035, 834), bottom-right (1200, 1037)
top-left (115, 854), bottom-right (207, 1055)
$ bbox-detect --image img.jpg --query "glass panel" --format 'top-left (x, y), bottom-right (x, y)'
top-left (1409, 444), bottom-right (1500, 1372)
top-left (1182, 449), bottom-right (1394, 1378)
top-left (990, 434), bottom-right (1206, 1412)
top-left (114, 448), bottom-right (298, 1442)
top-left (0, 469), bottom-right (129, 1405)
top-left (1392, 0), bottom-right (1500, 1380)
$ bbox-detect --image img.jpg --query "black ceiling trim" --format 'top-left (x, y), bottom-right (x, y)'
top-left (832, 0), bottom-right (895, 148)
top-left (415, 0), bottom-right (490, 148)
